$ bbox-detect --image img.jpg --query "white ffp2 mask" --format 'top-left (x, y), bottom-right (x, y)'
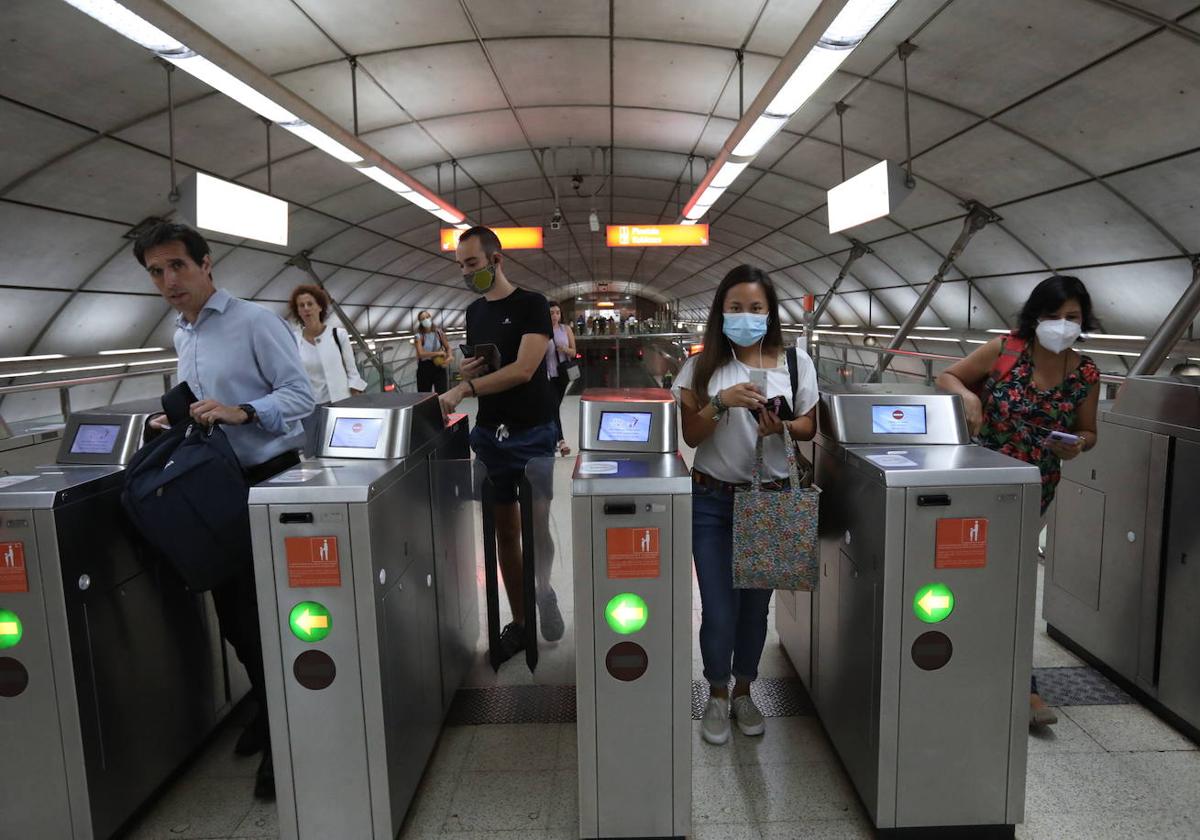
top-left (1036, 319), bottom-right (1081, 353)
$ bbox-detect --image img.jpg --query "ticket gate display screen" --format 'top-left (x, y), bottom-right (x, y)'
top-left (871, 404), bottom-right (927, 434)
top-left (598, 411), bottom-right (653, 443)
top-left (329, 417), bottom-right (384, 449)
top-left (69, 423), bottom-right (121, 454)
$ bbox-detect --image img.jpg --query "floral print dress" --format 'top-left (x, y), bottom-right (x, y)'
top-left (978, 341), bottom-right (1100, 515)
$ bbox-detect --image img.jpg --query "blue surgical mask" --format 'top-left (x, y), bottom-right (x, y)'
top-left (722, 312), bottom-right (769, 347)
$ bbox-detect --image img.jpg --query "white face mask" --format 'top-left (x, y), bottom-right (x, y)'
top-left (1036, 318), bottom-right (1081, 353)
top-left (420, 318), bottom-right (432, 329)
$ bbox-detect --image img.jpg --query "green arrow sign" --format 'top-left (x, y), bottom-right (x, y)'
top-left (913, 583), bottom-right (955, 624)
top-left (0, 608), bottom-right (22, 650)
top-left (605, 593), bottom-right (648, 635)
top-left (289, 601), bottom-right (332, 642)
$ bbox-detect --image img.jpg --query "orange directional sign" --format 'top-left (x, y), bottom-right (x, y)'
top-left (606, 224), bottom-right (709, 247)
top-left (440, 227), bottom-right (544, 251)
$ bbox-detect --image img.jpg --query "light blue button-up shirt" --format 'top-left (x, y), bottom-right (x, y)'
top-left (175, 289), bottom-right (315, 467)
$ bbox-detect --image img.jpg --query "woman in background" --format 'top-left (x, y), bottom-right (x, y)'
top-left (289, 284), bottom-right (366, 456)
top-left (414, 310), bottom-right (451, 394)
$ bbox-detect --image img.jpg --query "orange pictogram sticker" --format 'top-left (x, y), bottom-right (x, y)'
top-left (0, 542), bottom-right (28, 593)
top-left (286, 536), bottom-right (341, 588)
top-left (935, 518), bottom-right (988, 569)
top-left (606, 527), bottom-right (661, 579)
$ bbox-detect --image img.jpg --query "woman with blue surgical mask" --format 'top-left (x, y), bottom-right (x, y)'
top-left (938, 274), bottom-right (1101, 727)
top-left (672, 264), bottom-right (819, 746)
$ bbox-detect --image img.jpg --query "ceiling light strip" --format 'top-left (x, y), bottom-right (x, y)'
top-left (63, 0), bottom-right (467, 226)
top-left (678, 0), bottom-right (898, 223)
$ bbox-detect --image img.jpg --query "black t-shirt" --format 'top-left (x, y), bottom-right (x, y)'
top-left (466, 288), bottom-right (557, 430)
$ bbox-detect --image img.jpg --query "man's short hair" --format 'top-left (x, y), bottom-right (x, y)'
top-left (458, 226), bottom-right (502, 259)
top-left (133, 222), bottom-right (212, 269)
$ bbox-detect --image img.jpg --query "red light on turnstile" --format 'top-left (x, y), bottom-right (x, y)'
top-left (0, 656), bottom-right (29, 697)
top-left (293, 650), bottom-right (336, 690)
top-left (605, 641), bottom-right (648, 682)
top-left (384, 383), bottom-right (396, 391)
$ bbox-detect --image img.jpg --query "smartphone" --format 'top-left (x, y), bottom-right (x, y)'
top-left (460, 343), bottom-right (501, 372)
top-left (1046, 430), bottom-right (1081, 447)
top-left (753, 395), bottom-right (794, 422)
top-left (748, 369), bottom-right (769, 394)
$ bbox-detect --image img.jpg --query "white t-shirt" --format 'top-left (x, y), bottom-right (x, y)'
top-left (672, 347), bottom-right (820, 484)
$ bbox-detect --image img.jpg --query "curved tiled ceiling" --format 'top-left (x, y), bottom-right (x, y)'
top-left (1, 0), bottom-right (1199, 413)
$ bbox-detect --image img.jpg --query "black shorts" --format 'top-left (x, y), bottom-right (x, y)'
top-left (469, 421), bottom-right (557, 505)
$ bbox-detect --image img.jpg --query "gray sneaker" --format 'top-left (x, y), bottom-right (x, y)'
top-left (732, 694), bottom-right (765, 736)
top-left (701, 696), bottom-right (731, 745)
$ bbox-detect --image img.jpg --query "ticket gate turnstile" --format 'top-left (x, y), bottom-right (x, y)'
top-left (249, 392), bottom-right (477, 840)
top-left (0, 416), bottom-right (65, 474)
top-left (572, 388), bottom-right (691, 839)
top-left (777, 385), bottom-right (1041, 836)
top-left (0, 400), bottom-right (240, 840)
top-left (1045, 375), bottom-right (1200, 737)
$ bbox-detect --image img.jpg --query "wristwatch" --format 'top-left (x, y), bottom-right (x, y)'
top-left (238, 403), bottom-right (258, 425)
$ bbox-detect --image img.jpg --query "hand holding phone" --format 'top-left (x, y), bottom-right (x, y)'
top-left (748, 369), bottom-right (769, 395)
top-left (459, 343), bottom-right (501, 373)
top-left (1046, 430), bottom-right (1080, 446)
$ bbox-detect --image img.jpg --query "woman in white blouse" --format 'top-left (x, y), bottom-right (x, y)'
top-left (289, 284), bottom-right (367, 455)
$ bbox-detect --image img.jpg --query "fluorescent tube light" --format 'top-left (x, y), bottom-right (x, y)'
top-left (178, 172), bottom-right (289, 246)
top-left (0, 354), bottom-right (66, 363)
top-left (127, 357), bottom-right (178, 367)
top-left (359, 166), bottom-right (412, 193)
top-left (1082, 333), bottom-right (1145, 341)
top-left (62, 0), bottom-right (183, 52)
top-left (47, 363), bottom-right (125, 374)
top-left (433, 207), bottom-right (466, 225)
top-left (684, 203), bottom-right (712, 221)
top-left (733, 115), bottom-right (788, 157)
top-left (680, 219), bottom-right (697, 225)
top-left (711, 161), bottom-right (749, 189)
top-left (404, 192), bottom-right (441, 212)
top-left (821, 0), bottom-right (900, 47)
top-left (164, 53), bottom-right (299, 124)
top-left (280, 122), bottom-right (363, 163)
top-left (98, 347), bottom-right (166, 355)
top-left (1, 371), bottom-right (48, 378)
top-left (838, 324), bottom-right (860, 327)
top-left (827, 159), bottom-right (912, 233)
top-left (765, 46), bottom-right (848, 116)
top-left (697, 186), bottom-right (725, 206)
top-left (915, 326), bottom-right (951, 331)
top-left (818, 323), bottom-right (834, 328)
top-left (986, 329), bottom-right (1011, 334)
top-left (965, 339), bottom-right (987, 345)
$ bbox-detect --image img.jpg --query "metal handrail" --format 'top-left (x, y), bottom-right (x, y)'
top-left (0, 365), bottom-right (176, 396)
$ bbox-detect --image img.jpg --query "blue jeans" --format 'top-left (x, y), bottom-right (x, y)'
top-left (693, 481), bottom-right (774, 686)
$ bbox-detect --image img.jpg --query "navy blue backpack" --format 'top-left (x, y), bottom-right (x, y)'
top-left (121, 422), bottom-right (251, 591)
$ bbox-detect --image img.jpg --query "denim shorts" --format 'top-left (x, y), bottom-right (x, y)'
top-left (469, 421), bottom-right (558, 505)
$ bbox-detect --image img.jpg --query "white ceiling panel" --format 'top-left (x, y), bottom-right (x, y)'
top-left (421, 111), bottom-right (527, 161)
top-left (362, 122), bottom-right (448, 171)
top-left (712, 53), bottom-right (778, 120)
top-left (320, 268), bottom-right (371, 301)
top-left (33, 292), bottom-right (168, 357)
top-left (1106, 150), bottom-right (1200, 252)
top-left (0, 102), bottom-right (95, 190)
top-left (489, 39), bottom-right (610, 106)
top-left (348, 240), bottom-right (415, 273)
top-left (746, 0), bottom-right (823, 56)
top-left (205, 247), bottom-right (289, 299)
top-left (614, 42), bottom-right (732, 114)
top-left (915, 122), bottom-right (1084, 207)
top-left (166, 0), bottom-right (341, 72)
top-left (997, 30), bottom-right (1200, 174)
top-left (264, 147), bottom-right (363, 205)
top-left (784, 70), bottom-right (861, 136)
top-left (517, 107), bottom-right (612, 148)
top-left (309, 183), bottom-right (409, 226)
top-left (745, 172), bottom-right (827, 216)
top-left (615, 0), bottom-right (765, 48)
top-left (614, 109), bottom-right (708, 156)
top-left (0, 204), bottom-right (129, 290)
top-left (916, 219), bottom-right (1048, 279)
top-left (294, 0), bottom-right (475, 54)
top-left (998, 182), bottom-right (1182, 266)
top-left (2, 1), bottom-right (209, 131)
top-left (695, 116), bottom-right (741, 159)
top-left (278, 64), bottom-right (409, 135)
top-left (771, 139), bottom-right (876, 191)
top-left (467, 0), bottom-right (609, 37)
top-left (872, 0), bottom-right (1150, 116)
top-left (0, 288), bottom-right (71, 357)
top-left (361, 43), bottom-right (506, 121)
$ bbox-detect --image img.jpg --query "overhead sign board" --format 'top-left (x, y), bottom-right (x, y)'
top-left (606, 225), bottom-right (709, 247)
top-left (440, 227), bottom-right (544, 251)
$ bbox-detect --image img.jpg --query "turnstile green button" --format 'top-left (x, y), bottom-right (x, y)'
top-left (913, 583), bottom-right (955, 624)
top-left (289, 601), bottom-right (332, 642)
top-left (0, 608), bottom-right (22, 649)
top-left (605, 593), bottom-right (648, 635)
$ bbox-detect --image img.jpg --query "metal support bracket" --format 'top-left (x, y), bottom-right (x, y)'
top-left (1129, 253), bottom-right (1200, 376)
top-left (808, 239), bottom-right (871, 355)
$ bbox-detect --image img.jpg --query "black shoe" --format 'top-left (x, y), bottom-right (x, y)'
top-left (234, 714), bottom-right (266, 757)
top-left (538, 588), bottom-right (565, 642)
top-left (254, 751), bottom-right (275, 801)
top-left (494, 621), bottom-right (526, 667)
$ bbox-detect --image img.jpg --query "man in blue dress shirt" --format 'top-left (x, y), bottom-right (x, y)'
top-left (135, 222), bottom-right (314, 800)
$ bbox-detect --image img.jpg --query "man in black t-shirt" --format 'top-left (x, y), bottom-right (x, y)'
top-left (439, 226), bottom-right (563, 664)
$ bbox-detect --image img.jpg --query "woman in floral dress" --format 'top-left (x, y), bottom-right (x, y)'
top-left (938, 275), bottom-right (1102, 727)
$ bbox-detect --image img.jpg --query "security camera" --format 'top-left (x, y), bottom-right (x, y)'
top-left (550, 207), bottom-right (563, 230)
top-left (572, 172), bottom-right (584, 193)
top-left (588, 209), bottom-right (599, 232)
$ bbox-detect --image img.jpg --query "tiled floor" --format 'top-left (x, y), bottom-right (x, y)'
top-left (117, 397), bottom-right (1200, 839)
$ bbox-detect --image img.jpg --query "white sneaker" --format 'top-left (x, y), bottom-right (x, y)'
top-left (732, 694), bottom-right (765, 736)
top-left (701, 696), bottom-right (731, 745)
